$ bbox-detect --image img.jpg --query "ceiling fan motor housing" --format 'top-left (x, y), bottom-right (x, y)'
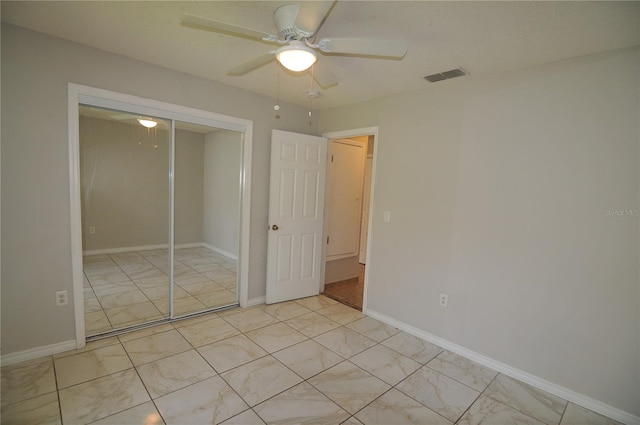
top-left (274, 4), bottom-right (308, 40)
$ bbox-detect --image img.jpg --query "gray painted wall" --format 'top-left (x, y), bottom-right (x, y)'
top-left (319, 47), bottom-right (640, 415)
top-left (80, 118), bottom-right (208, 250)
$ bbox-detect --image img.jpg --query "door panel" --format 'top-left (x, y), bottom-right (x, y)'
top-left (266, 130), bottom-right (327, 303)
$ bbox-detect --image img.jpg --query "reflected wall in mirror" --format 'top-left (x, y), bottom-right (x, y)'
top-left (173, 123), bottom-right (242, 316)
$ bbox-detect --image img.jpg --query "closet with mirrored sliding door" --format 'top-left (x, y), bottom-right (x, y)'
top-left (74, 94), bottom-right (250, 340)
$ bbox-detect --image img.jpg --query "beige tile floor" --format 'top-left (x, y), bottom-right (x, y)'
top-left (2, 295), bottom-right (621, 425)
top-left (83, 246), bottom-right (238, 337)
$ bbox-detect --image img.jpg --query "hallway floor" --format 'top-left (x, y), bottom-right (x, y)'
top-left (323, 265), bottom-right (365, 310)
top-left (1, 295), bottom-right (620, 425)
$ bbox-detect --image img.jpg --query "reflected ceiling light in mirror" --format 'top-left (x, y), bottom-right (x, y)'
top-left (137, 118), bottom-right (158, 128)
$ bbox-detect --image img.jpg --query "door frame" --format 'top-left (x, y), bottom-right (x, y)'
top-left (321, 127), bottom-right (379, 314)
top-left (68, 83), bottom-right (253, 348)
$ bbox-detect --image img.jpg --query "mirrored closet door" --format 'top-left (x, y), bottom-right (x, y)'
top-left (79, 106), bottom-right (241, 338)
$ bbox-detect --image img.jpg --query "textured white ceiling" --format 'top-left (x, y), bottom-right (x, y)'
top-left (3, 1), bottom-right (639, 109)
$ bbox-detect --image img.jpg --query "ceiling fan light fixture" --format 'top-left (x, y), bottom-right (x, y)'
top-left (276, 41), bottom-right (317, 72)
top-left (137, 118), bottom-right (158, 128)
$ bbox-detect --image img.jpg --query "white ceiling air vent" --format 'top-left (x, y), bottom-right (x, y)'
top-left (424, 68), bottom-right (467, 83)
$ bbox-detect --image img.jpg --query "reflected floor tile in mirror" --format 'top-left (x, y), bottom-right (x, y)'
top-left (83, 246), bottom-right (238, 337)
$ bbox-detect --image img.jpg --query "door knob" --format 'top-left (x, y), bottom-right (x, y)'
top-left (271, 224), bottom-right (279, 231)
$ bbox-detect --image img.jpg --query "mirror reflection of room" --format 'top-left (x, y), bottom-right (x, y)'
top-left (79, 106), bottom-right (241, 337)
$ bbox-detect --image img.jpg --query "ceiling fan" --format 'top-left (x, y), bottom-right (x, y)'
top-left (181, 1), bottom-right (408, 88)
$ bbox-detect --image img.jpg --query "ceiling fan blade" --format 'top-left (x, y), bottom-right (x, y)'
top-left (181, 13), bottom-right (276, 42)
top-left (311, 62), bottom-right (338, 88)
top-left (295, 1), bottom-right (335, 36)
top-left (318, 38), bottom-right (408, 58)
top-left (227, 52), bottom-right (276, 76)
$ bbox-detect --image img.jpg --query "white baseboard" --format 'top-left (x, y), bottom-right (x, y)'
top-left (83, 242), bottom-right (229, 257)
top-left (1, 340), bottom-right (77, 366)
top-left (247, 296), bottom-right (266, 307)
top-left (202, 243), bottom-right (238, 261)
top-left (366, 309), bottom-right (640, 425)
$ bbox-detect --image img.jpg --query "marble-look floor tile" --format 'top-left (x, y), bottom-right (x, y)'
top-left (221, 356), bottom-right (302, 406)
top-left (244, 322), bottom-right (307, 353)
top-left (484, 374), bottom-right (567, 425)
top-left (560, 403), bottom-right (622, 425)
top-left (85, 310), bottom-right (113, 334)
top-left (221, 409), bottom-right (265, 424)
top-left (216, 304), bottom-right (266, 318)
top-left (273, 339), bottom-right (344, 379)
top-left (136, 350), bottom-right (216, 398)
top-left (84, 297), bottom-right (103, 313)
top-left (254, 382), bottom-right (350, 425)
top-left (83, 265), bottom-right (123, 278)
top-left (0, 391), bottom-right (61, 425)
top-left (198, 334), bottom-right (268, 373)
top-left (342, 417), bottom-right (364, 425)
top-left (88, 271), bottom-right (132, 286)
top-left (196, 289), bottom-right (238, 308)
top-left (132, 274), bottom-right (169, 289)
top-left (58, 369), bottom-right (149, 424)
top-left (122, 329), bottom-right (192, 366)
top-left (97, 289), bottom-right (149, 309)
top-left (427, 350), bottom-right (497, 392)
top-left (315, 303), bottom-right (364, 325)
top-left (180, 280), bottom-right (225, 296)
top-left (176, 316), bottom-right (240, 347)
top-left (222, 308), bottom-right (279, 333)
top-left (350, 344), bottom-right (421, 385)
top-left (104, 301), bottom-right (164, 327)
top-left (307, 361), bottom-right (390, 414)
top-left (155, 296), bottom-right (207, 316)
top-left (91, 280), bottom-right (137, 297)
top-left (54, 343), bottom-right (132, 388)
top-left (90, 401), bottom-right (165, 425)
top-left (381, 332), bottom-right (444, 364)
top-left (117, 323), bottom-right (176, 343)
top-left (355, 388), bottom-right (452, 425)
top-left (1, 357), bottom-right (57, 406)
top-left (284, 311), bottom-right (341, 337)
top-left (458, 395), bottom-right (545, 425)
top-left (124, 264), bottom-right (166, 281)
top-left (118, 260), bottom-right (154, 273)
top-left (345, 316), bottom-right (400, 342)
top-left (174, 271), bottom-right (211, 286)
top-left (155, 376), bottom-right (248, 425)
top-left (294, 295), bottom-right (338, 311)
top-left (140, 284), bottom-right (189, 301)
top-left (204, 269), bottom-right (236, 281)
top-left (263, 301), bottom-right (312, 321)
top-left (395, 366), bottom-right (479, 422)
top-left (219, 277), bottom-right (238, 290)
top-left (313, 327), bottom-right (377, 358)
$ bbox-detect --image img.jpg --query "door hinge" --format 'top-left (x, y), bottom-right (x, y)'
top-left (331, 154), bottom-right (334, 163)
top-left (327, 236), bottom-right (330, 244)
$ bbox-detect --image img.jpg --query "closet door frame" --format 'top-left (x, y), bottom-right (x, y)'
top-left (68, 83), bottom-right (253, 348)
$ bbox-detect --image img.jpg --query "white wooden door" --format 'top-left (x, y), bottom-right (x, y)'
top-left (266, 130), bottom-right (327, 303)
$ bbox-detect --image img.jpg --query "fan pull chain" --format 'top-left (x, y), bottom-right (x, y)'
top-left (308, 66), bottom-right (314, 125)
top-left (274, 70), bottom-right (281, 119)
